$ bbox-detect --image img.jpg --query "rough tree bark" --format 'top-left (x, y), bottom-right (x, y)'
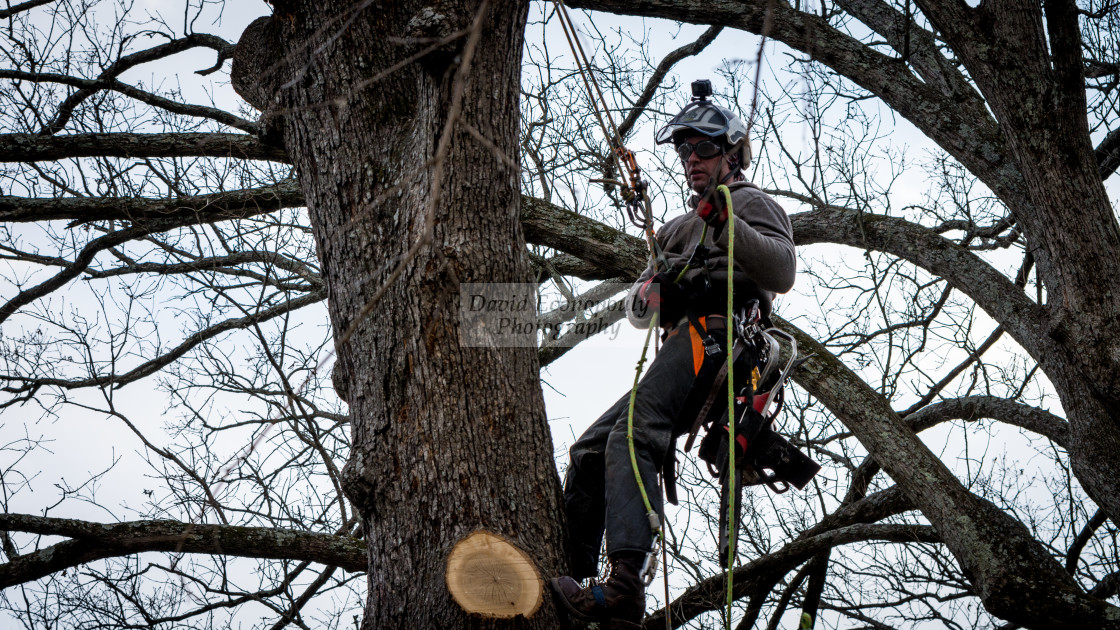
top-left (232, 2), bottom-right (566, 628)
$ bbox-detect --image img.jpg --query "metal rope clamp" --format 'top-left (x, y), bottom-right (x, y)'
top-left (640, 512), bottom-right (662, 586)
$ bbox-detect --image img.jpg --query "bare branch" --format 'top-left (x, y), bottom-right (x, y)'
top-left (790, 207), bottom-right (1055, 371)
top-left (0, 132), bottom-right (287, 163)
top-left (899, 325), bottom-right (1006, 416)
top-left (0, 68), bottom-right (255, 134)
top-left (651, 523), bottom-right (939, 628)
top-left (616, 25), bottom-right (722, 140)
top-left (0, 182), bottom-right (303, 327)
top-left (906, 395), bottom-right (1070, 448)
top-left (1, 288), bottom-right (326, 393)
top-left (87, 250), bottom-right (320, 287)
top-left (23, 33), bottom-right (235, 134)
top-left (834, 0), bottom-right (979, 102)
top-left (0, 513), bottom-right (365, 589)
top-left (0, 224), bottom-right (149, 326)
top-left (1066, 509), bottom-right (1109, 573)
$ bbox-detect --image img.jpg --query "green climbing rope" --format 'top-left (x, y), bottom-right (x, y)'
top-left (719, 183), bottom-right (736, 628)
top-left (627, 310), bottom-right (662, 538)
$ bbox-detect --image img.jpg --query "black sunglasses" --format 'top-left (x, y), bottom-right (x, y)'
top-left (676, 140), bottom-right (724, 161)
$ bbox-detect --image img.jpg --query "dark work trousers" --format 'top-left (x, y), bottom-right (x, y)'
top-left (563, 317), bottom-right (722, 579)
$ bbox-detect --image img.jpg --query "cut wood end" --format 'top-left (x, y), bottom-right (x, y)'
top-left (445, 530), bottom-right (543, 619)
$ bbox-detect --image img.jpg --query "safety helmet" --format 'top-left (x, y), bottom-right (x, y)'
top-left (655, 92), bottom-right (751, 170)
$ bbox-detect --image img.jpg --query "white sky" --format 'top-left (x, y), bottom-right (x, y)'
top-left (4, 1), bottom-right (1114, 627)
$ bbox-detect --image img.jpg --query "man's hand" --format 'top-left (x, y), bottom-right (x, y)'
top-left (639, 272), bottom-right (686, 321)
top-left (694, 197), bottom-right (728, 226)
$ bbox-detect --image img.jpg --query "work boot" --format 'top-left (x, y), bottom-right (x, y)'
top-left (550, 552), bottom-right (646, 629)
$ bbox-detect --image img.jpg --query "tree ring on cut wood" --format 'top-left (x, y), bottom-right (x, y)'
top-left (445, 530), bottom-right (542, 618)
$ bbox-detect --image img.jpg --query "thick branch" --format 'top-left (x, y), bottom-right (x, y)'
top-left (907, 395), bottom-right (1069, 448)
top-left (520, 195), bottom-right (647, 279)
top-left (1090, 572), bottom-right (1120, 600)
top-left (1096, 127), bottom-right (1120, 180)
top-left (0, 132), bottom-right (287, 163)
top-left (529, 252), bottom-right (621, 281)
top-left (775, 315), bottom-right (1118, 627)
top-left (0, 178), bottom-right (302, 224)
top-left (0, 513), bottom-right (365, 589)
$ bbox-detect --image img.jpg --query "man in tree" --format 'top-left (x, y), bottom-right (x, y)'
top-left (550, 81), bottom-right (797, 628)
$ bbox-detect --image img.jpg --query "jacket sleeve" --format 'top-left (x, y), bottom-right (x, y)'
top-left (712, 187), bottom-right (796, 293)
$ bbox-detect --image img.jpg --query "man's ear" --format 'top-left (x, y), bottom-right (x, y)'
top-left (725, 153), bottom-right (740, 174)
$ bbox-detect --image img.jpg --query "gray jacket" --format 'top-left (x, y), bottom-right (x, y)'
top-left (626, 181), bottom-right (795, 328)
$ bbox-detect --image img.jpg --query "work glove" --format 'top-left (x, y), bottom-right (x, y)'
top-left (693, 193), bottom-right (728, 227)
top-left (638, 272), bottom-right (686, 322)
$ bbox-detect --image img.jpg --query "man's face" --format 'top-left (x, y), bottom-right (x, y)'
top-left (678, 135), bottom-right (731, 193)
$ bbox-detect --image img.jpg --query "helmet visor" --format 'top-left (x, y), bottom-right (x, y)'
top-left (654, 101), bottom-right (731, 145)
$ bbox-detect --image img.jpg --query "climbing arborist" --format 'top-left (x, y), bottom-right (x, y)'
top-left (550, 80), bottom-right (797, 629)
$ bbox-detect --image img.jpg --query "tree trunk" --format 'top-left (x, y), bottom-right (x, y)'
top-left (233, 2), bottom-right (566, 628)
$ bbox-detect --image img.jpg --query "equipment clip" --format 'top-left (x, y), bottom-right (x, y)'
top-left (640, 513), bottom-right (662, 586)
top-left (703, 336), bottom-right (722, 357)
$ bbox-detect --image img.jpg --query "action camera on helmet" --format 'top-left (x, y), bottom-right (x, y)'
top-left (691, 79), bottom-right (713, 100)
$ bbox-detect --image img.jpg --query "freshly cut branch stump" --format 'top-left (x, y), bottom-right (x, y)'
top-left (445, 530), bottom-right (542, 618)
